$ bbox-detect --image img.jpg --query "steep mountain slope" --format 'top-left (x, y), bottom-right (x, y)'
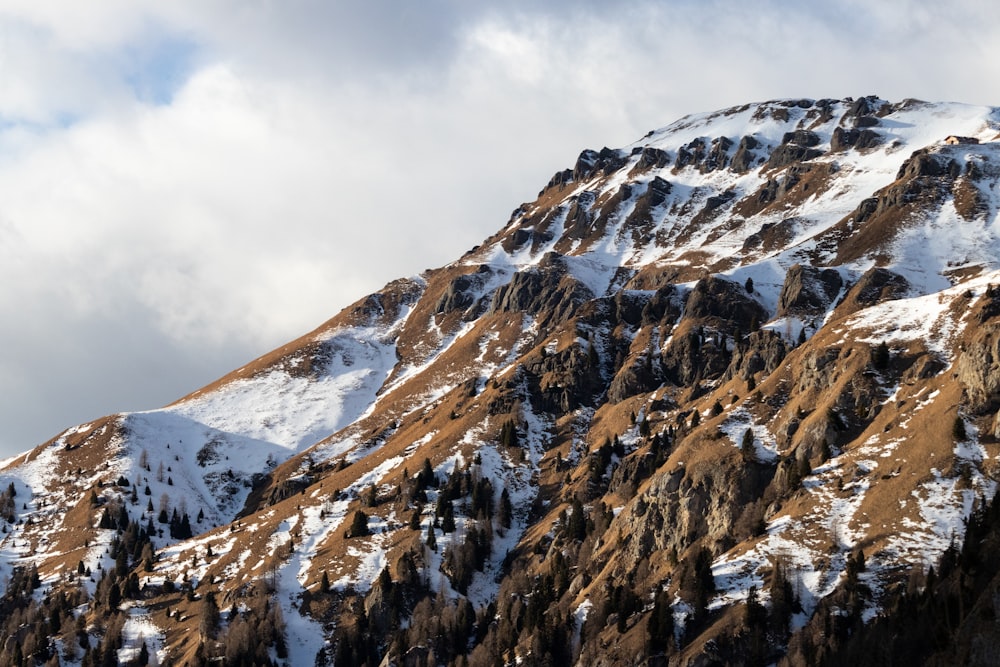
top-left (3, 96), bottom-right (1000, 666)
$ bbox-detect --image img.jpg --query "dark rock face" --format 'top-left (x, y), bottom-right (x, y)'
top-left (573, 147), bottom-right (627, 181)
top-left (641, 284), bottom-right (684, 327)
top-left (634, 146), bottom-right (670, 172)
top-left (521, 342), bottom-right (604, 414)
top-left (608, 351), bottom-right (662, 404)
top-left (701, 136), bottom-right (734, 172)
top-left (672, 136), bottom-right (739, 173)
top-left (685, 275), bottom-right (769, 326)
top-left (645, 176), bottom-right (672, 206)
top-left (843, 95), bottom-right (885, 119)
top-left (489, 254), bottom-right (592, 328)
top-left (660, 330), bottom-right (730, 386)
top-left (609, 451), bottom-right (655, 494)
top-left (781, 130), bottom-right (821, 147)
top-left (730, 135), bottom-right (761, 173)
top-left (616, 457), bottom-right (776, 570)
top-left (435, 267), bottom-right (493, 318)
top-left (958, 321), bottom-right (1000, 414)
top-left (543, 168), bottom-right (574, 191)
top-left (765, 143), bottom-right (823, 170)
top-left (895, 150), bottom-right (957, 180)
top-left (796, 346), bottom-right (843, 394)
top-left (674, 138), bottom-right (707, 170)
top-left (656, 277), bottom-right (768, 386)
top-left (725, 329), bottom-right (788, 381)
top-left (777, 264), bottom-right (843, 316)
top-left (702, 189), bottom-right (737, 213)
top-left (848, 268), bottom-right (910, 307)
top-left (561, 191), bottom-right (597, 241)
top-left (831, 127), bottom-right (883, 151)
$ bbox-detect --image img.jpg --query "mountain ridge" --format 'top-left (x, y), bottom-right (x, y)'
top-left (2, 95), bottom-right (1000, 666)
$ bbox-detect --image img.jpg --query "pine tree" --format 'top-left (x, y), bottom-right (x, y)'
top-left (498, 487), bottom-right (513, 529)
top-left (346, 510), bottom-right (369, 538)
top-left (872, 340), bottom-right (890, 369)
top-left (200, 591), bottom-right (221, 639)
top-left (647, 586), bottom-right (674, 653)
top-left (426, 522), bottom-right (437, 551)
top-left (953, 416), bottom-right (967, 441)
top-left (441, 501), bottom-right (456, 533)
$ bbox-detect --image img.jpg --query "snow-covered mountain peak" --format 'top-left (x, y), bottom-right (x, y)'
top-left (4, 97), bottom-right (1000, 666)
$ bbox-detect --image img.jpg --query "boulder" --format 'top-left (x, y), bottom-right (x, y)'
top-left (781, 129), bottom-right (821, 147)
top-left (685, 275), bottom-right (769, 326)
top-left (777, 264), bottom-right (843, 316)
top-left (730, 135), bottom-right (760, 173)
top-left (765, 143), bottom-right (823, 170)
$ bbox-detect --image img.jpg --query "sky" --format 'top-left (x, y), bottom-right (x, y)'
top-left (0, 0), bottom-right (998, 458)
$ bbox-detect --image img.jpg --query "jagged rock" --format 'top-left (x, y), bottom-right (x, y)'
top-left (641, 284), bottom-right (684, 327)
top-left (958, 321), bottom-right (1000, 413)
top-left (685, 275), bottom-right (769, 326)
top-left (674, 138), bottom-right (707, 169)
top-left (660, 330), bottom-right (730, 386)
top-left (902, 353), bottom-right (946, 383)
top-left (736, 162), bottom-right (824, 218)
top-left (730, 135), bottom-right (761, 173)
top-left (645, 175), bottom-right (672, 206)
top-left (543, 168), bottom-right (574, 191)
top-left (843, 95), bottom-right (885, 119)
top-left (795, 347), bottom-right (843, 393)
top-left (701, 136), bottom-right (734, 172)
top-left (781, 129), bottom-right (821, 147)
top-left (615, 457), bottom-right (775, 570)
top-left (435, 266), bottom-right (492, 316)
top-left (725, 329), bottom-right (788, 381)
top-left (561, 190), bottom-right (597, 241)
top-left (522, 341), bottom-right (603, 413)
top-left (702, 189), bottom-right (737, 213)
top-left (776, 264), bottom-right (843, 316)
top-left (501, 227), bottom-right (532, 252)
top-left (831, 126), bottom-right (883, 151)
top-left (609, 452), bottom-right (655, 495)
top-left (765, 143), bottom-right (823, 170)
top-left (634, 146), bottom-right (670, 172)
top-left (346, 277), bottom-right (424, 328)
top-left (573, 147), bottom-right (627, 181)
top-left (895, 149), bottom-right (959, 181)
top-left (611, 290), bottom-right (647, 327)
top-left (608, 351), bottom-right (662, 404)
top-left (847, 267), bottom-right (910, 307)
top-left (490, 253), bottom-right (592, 328)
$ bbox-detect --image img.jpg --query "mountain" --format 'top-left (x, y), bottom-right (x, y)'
top-left (3, 95), bottom-right (1000, 666)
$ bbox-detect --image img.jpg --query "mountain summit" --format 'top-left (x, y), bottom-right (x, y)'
top-left (3, 96), bottom-right (1000, 666)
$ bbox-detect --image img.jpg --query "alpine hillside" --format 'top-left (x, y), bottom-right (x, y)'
top-left (4, 95), bottom-right (1000, 666)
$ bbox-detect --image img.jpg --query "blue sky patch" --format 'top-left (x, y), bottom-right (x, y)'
top-left (122, 34), bottom-right (199, 106)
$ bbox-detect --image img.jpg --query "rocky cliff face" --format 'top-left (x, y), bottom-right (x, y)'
top-left (2, 96), bottom-right (1000, 667)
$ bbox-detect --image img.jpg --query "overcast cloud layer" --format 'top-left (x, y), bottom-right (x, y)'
top-left (0, 1), bottom-right (998, 458)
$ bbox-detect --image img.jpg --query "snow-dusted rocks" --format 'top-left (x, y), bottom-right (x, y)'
top-left (3, 96), bottom-right (1000, 665)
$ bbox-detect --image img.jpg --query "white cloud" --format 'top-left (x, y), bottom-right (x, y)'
top-left (0, 1), bottom-right (999, 455)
